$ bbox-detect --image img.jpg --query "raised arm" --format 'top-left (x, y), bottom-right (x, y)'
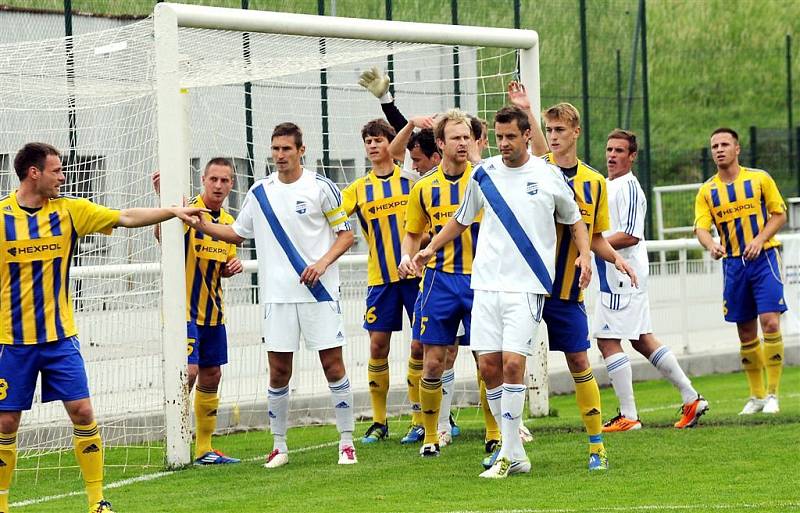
top-left (388, 116), bottom-right (435, 162)
top-left (359, 67), bottom-right (408, 132)
top-left (507, 81), bottom-right (548, 156)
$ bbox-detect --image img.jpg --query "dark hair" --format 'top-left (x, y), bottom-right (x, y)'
top-left (361, 118), bottom-right (396, 142)
top-left (711, 127), bottom-right (739, 142)
top-left (494, 106), bottom-right (531, 132)
top-left (272, 122), bottom-right (304, 148)
top-left (470, 116), bottom-right (485, 140)
top-left (407, 128), bottom-right (440, 159)
top-left (14, 142), bottom-right (60, 180)
top-left (204, 157), bottom-right (235, 175)
top-left (607, 129), bottom-right (638, 154)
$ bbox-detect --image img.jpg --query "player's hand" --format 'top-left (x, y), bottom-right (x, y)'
top-left (410, 116), bottom-right (435, 129)
top-left (151, 170), bottom-right (161, 195)
top-left (708, 242), bottom-right (725, 260)
top-left (614, 256), bottom-right (639, 289)
top-left (176, 207), bottom-right (208, 229)
top-left (507, 81), bottom-right (532, 111)
top-left (742, 238), bottom-right (763, 261)
top-left (412, 247), bottom-right (434, 275)
top-left (300, 260), bottom-right (328, 287)
top-left (358, 67), bottom-right (390, 100)
top-left (398, 254), bottom-right (418, 279)
top-left (222, 257), bottom-right (243, 277)
top-left (575, 254), bottom-right (592, 290)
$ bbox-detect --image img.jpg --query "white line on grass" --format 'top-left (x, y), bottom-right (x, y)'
top-left (442, 501), bottom-right (800, 513)
top-left (13, 441), bottom-right (338, 509)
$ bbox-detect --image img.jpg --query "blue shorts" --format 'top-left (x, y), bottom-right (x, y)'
top-left (363, 279), bottom-right (420, 332)
top-left (0, 337), bottom-right (90, 411)
top-left (412, 269), bottom-right (472, 346)
top-left (187, 322), bottom-right (228, 367)
top-left (723, 247), bottom-right (787, 323)
top-left (542, 298), bottom-right (590, 353)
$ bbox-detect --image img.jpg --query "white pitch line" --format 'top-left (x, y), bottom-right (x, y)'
top-left (442, 501), bottom-right (800, 513)
top-left (13, 441), bottom-right (338, 509)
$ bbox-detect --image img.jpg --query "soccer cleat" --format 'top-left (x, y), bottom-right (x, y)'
top-left (484, 438), bottom-right (500, 454)
top-left (263, 448), bottom-right (289, 468)
top-left (449, 414), bottom-right (461, 437)
top-left (194, 449), bottom-right (241, 465)
top-left (89, 500), bottom-right (115, 513)
top-left (602, 414), bottom-right (642, 432)
top-left (519, 423), bottom-right (533, 443)
top-left (762, 395), bottom-right (780, 414)
top-left (479, 456), bottom-right (531, 478)
top-left (739, 397), bottom-right (766, 415)
top-left (338, 445), bottom-right (358, 464)
top-left (588, 449), bottom-right (609, 471)
top-left (482, 443), bottom-right (501, 470)
top-left (674, 395), bottom-right (709, 429)
top-left (361, 422), bottom-right (389, 444)
top-left (400, 424), bottom-right (425, 444)
top-left (437, 429), bottom-right (452, 447)
top-left (419, 443), bottom-right (440, 457)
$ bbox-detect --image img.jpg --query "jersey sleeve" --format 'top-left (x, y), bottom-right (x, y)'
top-left (761, 173), bottom-right (787, 215)
top-left (593, 178), bottom-right (610, 233)
top-left (454, 173), bottom-right (484, 225)
top-left (694, 187), bottom-right (713, 232)
top-left (341, 181), bottom-right (358, 217)
top-left (553, 174), bottom-right (582, 225)
top-left (616, 180), bottom-right (646, 239)
top-left (67, 198), bottom-right (121, 237)
top-left (404, 182), bottom-right (429, 234)
top-left (232, 191), bottom-right (256, 239)
top-left (318, 176), bottom-right (351, 233)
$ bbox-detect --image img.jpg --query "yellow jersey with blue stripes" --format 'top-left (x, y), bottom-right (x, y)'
top-left (185, 195), bottom-right (237, 326)
top-left (0, 192), bottom-right (120, 345)
top-left (342, 165), bottom-right (414, 286)
top-left (544, 153), bottom-right (610, 302)
top-left (405, 163), bottom-right (480, 274)
top-left (694, 166), bottom-right (786, 257)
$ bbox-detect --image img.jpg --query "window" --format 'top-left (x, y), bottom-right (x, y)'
top-left (317, 158), bottom-right (357, 186)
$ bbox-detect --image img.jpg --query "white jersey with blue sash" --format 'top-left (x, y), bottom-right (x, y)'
top-left (455, 155), bottom-right (581, 295)
top-left (232, 168), bottom-right (351, 303)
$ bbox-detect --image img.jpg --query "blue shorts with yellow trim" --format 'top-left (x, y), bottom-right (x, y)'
top-left (187, 322), bottom-right (228, 367)
top-left (722, 247), bottom-right (787, 323)
top-left (0, 336), bottom-right (90, 411)
top-left (542, 298), bottom-right (590, 353)
top-left (412, 269), bottom-right (472, 346)
top-left (363, 279), bottom-right (420, 332)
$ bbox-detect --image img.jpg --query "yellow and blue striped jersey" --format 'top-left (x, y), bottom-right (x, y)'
top-left (544, 153), bottom-right (610, 302)
top-left (405, 163), bottom-right (480, 274)
top-left (0, 192), bottom-right (120, 345)
top-left (185, 195), bottom-right (237, 326)
top-left (694, 167), bottom-right (786, 257)
top-left (342, 165), bottom-right (414, 286)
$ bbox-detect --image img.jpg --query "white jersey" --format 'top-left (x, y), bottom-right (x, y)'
top-left (232, 168), bottom-right (351, 303)
top-left (455, 154), bottom-right (581, 294)
top-left (597, 171), bottom-right (649, 293)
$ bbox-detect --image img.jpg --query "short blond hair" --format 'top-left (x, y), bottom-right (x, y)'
top-left (542, 102), bottom-right (581, 128)
top-left (434, 108), bottom-right (473, 142)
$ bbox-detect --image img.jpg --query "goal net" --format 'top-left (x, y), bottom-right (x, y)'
top-left (0, 2), bottom-right (539, 487)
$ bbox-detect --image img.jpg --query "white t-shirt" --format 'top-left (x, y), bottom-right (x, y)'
top-left (232, 168), bottom-right (351, 303)
top-left (455, 155), bottom-right (581, 294)
top-left (598, 171), bottom-right (649, 293)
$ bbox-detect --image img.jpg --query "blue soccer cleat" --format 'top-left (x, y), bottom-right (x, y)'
top-left (194, 449), bottom-right (241, 465)
top-left (449, 414), bottom-right (461, 437)
top-left (482, 442), bottom-right (501, 469)
top-left (401, 424), bottom-right (425, 444)
top-left (588, 449), bottom-right (609, 471)
top-left (361, 422), bottom-right (389, 444)
top-left (89, 500), bottom-right (115, 513)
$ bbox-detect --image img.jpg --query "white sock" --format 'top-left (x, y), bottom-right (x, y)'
top-left (328, 376), bottom-right (355, 448)
top-left (437, 368), bottom-right (456, 432)
top-left (498, 384), bottom-right (526, 461)
top-left (605, 352), bottom-right (637, 420)
top-left (485, 385), bottom-right (503, 434)
top-left (268, 385), bottom-right (290, 452)
top-left (649, 346), bottom-right (697, 404)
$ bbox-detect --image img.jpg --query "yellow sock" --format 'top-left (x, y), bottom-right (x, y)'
top-left (572, 368), bottom-right (604, 453)
top-left (740, 337), bottom-right (766, 398)
top-left (763, 332), bottom-right (784, 396)
top-left (420, 378), bottom-right (442, 445)
top-left (478, 371), bottom-right (500, 442)
top-left (0, 432), bottom-right (17, 513)
top-left (194, 386), bottom-right (219, 458)
top-left (73, 422), bottom-right (103, 506)
top-left (368, 358), bottom-right (390, 425)
top-left (407, 358), bottom-right (423, 426)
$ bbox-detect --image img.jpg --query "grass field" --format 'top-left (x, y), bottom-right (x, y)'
top-left (12, 366), bottom-right (800, 513)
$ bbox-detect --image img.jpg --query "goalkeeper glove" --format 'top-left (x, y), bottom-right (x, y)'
top-left (358, 67), bottom-right (392, 103)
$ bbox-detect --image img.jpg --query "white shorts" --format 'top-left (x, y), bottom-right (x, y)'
top-left (263, 301), bottom-right (346, 352)
top-left (470, 290), bottom-right (545, 356)
top-left (592, 290), bottom-right (653, 341)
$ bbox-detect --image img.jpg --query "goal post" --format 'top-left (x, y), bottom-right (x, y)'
top-left (152, 2), bottom-right (543, 467)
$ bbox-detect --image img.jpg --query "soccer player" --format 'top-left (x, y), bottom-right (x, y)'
top-left (342, 119), bottom-right (420, 444)
top-left (413, 106), bottom-right (589, 478)
top-left (594, 130), bottom-right (708, 431)
top-left (398, 109), bottom-right (477, 457)
top-left (185, 123), bottom-right (358, 466)
top-left (151, 159), bottom-right (244, 464)
top-left (0, 142), bottom-right (204, 513)
top-left (694, 127), bottom-right (787, 414)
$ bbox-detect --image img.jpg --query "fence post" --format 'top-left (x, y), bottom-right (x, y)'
top-left (639, 0), bottom-right (654, 239)
top-left (579, 0), bottom-right (590, 162)
top-left (616, 49), bottom-right (622, 129)
top-left (749, 125), bottom-right (757, 168)
top-left (386, 0), bottom-right (394, 97)
top-left (700, 147), bottom-right (710, 181)
top-left (451, 0), bottom-right (461, 109)
top-left (318, 0), bottom-right (330, 175)
top-left (787, 34), bottom-right (794, 189)
top-left (796, 125), bottom-right (800, 196)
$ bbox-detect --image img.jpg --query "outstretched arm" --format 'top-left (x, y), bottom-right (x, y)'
top-left (359, 67), bottom-right (408, 132)
top-left (116, 206), bottom-right (205, 229)
top-left (185, 215), bottom-right (246, 245)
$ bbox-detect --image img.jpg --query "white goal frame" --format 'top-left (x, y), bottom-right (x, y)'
top-left (153, 2), bottom-right (541, 468)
